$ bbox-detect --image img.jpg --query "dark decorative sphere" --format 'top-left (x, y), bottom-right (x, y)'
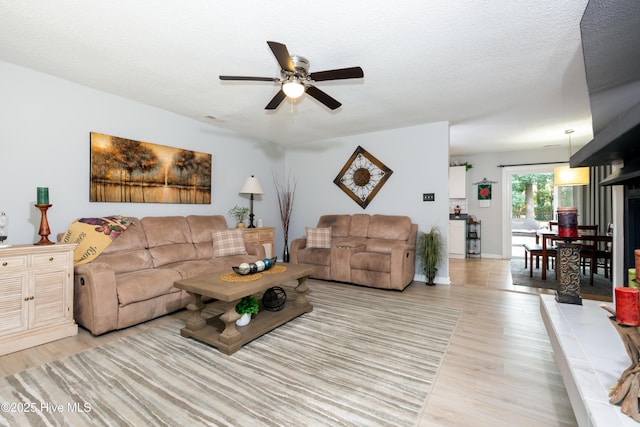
top-left (263, 258), bottom-right (272, 269)
top-left (262, 286), bottom-right (287, 311)
top-left (249, 263), bottom-right (258, 274)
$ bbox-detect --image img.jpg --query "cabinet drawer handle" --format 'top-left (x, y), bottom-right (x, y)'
top-left (2, 262), bottom-right (6, 267)
top-left (49, 257), bottom-right (54, 261)
top-left (24, 296), bottom-right (34, 301)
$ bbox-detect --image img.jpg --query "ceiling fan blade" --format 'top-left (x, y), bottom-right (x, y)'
top-left (309, 66), bottom-right (364, 82)
top-left (219, 75), bottom-right (279, 82)
top-left (306, 85), bottom-right (342, 110)
top-left (265, 90), bottom-right (287, 110)
top-left (267, 41), bottom-right (295, 73)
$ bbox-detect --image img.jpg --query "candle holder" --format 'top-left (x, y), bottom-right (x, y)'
top-left (34, 204), bottom-right (54, 245)
top-left (555, 242), bottom-right (582, 305)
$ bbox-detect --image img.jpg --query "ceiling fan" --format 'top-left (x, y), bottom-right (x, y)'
top-left (219, 41), bottom-right (364, 111)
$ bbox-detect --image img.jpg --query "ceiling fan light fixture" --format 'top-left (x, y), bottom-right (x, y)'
top-left (282, 77), bottom-right (305, 99)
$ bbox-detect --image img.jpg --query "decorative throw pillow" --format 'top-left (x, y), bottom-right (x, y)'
top-left (212, 229), bottom-right (248, 257)
top-left (306, 227), bottom-right (332, 249)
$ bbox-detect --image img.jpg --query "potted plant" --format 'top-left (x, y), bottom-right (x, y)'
top-left (416, 226), bottom-right (444, 286)
top-left (228, 205), bottom-right (249, 228)
top-left (235, 295), bottom-right (259, 326)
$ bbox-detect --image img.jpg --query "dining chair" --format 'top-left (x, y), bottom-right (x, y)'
top-left (548, 221), bottom-right (558, 269)
top-left (577, 224), bottom-right (599, 285)
top-left (596, 223), bottom-right (613, 279)
top-left (523, 223), bottom-right (557, 278)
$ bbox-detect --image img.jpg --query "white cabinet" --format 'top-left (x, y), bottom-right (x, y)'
top-left (0, 243), bottom-right (77, 355)
top-left (449, 166), bottom-right (467, 199)
top-left (448, 220), bottom-right (467, 259)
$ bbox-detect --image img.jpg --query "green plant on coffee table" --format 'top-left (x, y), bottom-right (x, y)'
top-left (236, 295), bottom-right (259, 315)
top-left (228, 205), bottom-right (249, 224)
top-left (416, 226), bottom-right (444, 286)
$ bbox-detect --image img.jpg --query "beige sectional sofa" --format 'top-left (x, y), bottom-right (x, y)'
top-left (290, 214), bottom-right (417, 290)
top-left (70, 215), bottom-right (265, 335)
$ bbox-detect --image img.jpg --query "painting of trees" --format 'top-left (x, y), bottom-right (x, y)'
top-left (90, 132), bottom-right (212, 204)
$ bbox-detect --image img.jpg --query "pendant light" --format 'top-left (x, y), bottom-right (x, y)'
top-left (553, 129), bottom-right (590, 186)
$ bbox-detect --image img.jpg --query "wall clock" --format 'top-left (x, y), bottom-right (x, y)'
top-left (333, 146), bottom-right (393, 209)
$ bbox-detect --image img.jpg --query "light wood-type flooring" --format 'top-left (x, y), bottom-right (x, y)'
top-left (0, 258), bottom-right (578, 426)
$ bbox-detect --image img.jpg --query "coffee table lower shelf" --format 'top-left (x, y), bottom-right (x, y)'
top-left (180, 294), bottom-right (312, 355)
top-left (174, 263), bottom-right (318, 355)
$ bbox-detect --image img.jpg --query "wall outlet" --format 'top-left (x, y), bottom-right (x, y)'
top-left (423, 193), bottom-right (435, 202)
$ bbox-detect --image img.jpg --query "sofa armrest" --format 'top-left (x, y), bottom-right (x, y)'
top-left (73, 262), bottom-right (119, 335)
top-left (245, 242), bottom-right (266, 259)
top-left (289, 237), bottom-right (307, 264)
top-left (389, 244), bottom-right (417, 286)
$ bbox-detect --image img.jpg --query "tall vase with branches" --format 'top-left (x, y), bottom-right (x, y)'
top-left (273, 173), bottom-right (298, 262)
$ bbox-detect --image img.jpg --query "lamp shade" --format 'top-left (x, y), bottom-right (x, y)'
top-left (239, 175), bottom-right (264, 195)
top-left (553, 165), bottom-right (590, 186)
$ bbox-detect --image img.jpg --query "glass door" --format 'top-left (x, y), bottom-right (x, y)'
top-left (501, 163), bottom-right (565, 259)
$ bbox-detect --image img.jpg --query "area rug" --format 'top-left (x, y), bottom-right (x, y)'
top-left (510, 256), bottom-right (613, 300)
top-left (0, 282), bottom-right (460, 426)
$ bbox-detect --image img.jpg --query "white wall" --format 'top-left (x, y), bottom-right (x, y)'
top-left (286, 122), bottom-right (451, 283)
top-left (0, 61), bottom-right (285, 244)
top-left (1, 60), bottom-right (452, 284)
top-left (451, 147), bottom-right (571, 258)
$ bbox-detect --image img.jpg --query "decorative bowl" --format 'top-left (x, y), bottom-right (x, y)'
top-left (232, 262), bottom-right (252, 275)
top-left (232, 258), bottom-right (277, 275)
top-left (232, 266), bottom-right (247, 275)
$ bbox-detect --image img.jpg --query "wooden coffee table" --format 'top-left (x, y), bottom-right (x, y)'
top-left (174, 263), bottom-right (317, 355)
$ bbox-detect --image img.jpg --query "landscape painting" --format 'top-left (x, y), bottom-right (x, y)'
top-left (90, 132), bottom-right (212, 204)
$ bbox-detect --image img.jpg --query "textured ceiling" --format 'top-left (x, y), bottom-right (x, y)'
top-left (0, 1), bottom-right (594, 155)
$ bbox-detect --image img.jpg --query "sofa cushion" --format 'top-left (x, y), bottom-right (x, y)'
top-left (101, 217), bottom-right (147, 254)
top-left (350, 252), bottom-right (391, 273)
top-left (142, 216), bottom-right (193, 247)
top-left (212, 229), bottom-right (248, 257)
top-left (317, 215), bottom-right (351, 237)
top-left (306, 227), bottom-right (332, 248)
top-left (365, 239), bottom-right (407, 254)
top-left (186, 215), bottom-right (230, 259)
top-left (367, 215), bottom-right (411, 240)
top-left (116, 268), bottom-right (182, 306)
top-left (142, 216), bottom-right (197, 267)
top-left (162, 259), bottom-right (228, 279)
top-left (297, 248), bottom-right (331, 266)
top-left (96, 249), bottom-right (154, 274)
top-left (349, 214), bottom-right (371, 238)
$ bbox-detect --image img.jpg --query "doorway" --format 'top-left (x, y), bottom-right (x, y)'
top-left (501, 163), bottom-right (566, 259)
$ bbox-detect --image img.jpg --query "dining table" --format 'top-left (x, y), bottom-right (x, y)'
top-left (536, 230), bottom-right (613, 281)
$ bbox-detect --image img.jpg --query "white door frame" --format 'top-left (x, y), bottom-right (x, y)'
top-left (501, 163), bottom-right (566, 259)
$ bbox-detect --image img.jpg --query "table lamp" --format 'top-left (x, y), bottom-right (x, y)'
top-left (239, 175), bottom-right (264, 228)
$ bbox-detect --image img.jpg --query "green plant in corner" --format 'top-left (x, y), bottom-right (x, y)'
top-left (235, 295), bottom-right (259, 315)
top-left (416, 226), bottom-right (444, 286)
top-left (228, 205), bottom-right (249, 226)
